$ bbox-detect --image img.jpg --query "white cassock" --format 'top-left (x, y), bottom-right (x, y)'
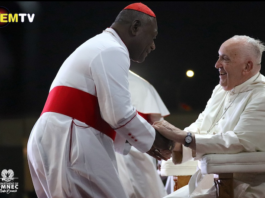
top-left (165, 72), bottom-right (265, 198)
top-left (27, 27), bottom-right (156, 198)
top-left (115, 71), bottom-right (169, 198)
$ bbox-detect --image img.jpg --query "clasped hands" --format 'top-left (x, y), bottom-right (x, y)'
top-left (146, 120), bottom-right (185, 161)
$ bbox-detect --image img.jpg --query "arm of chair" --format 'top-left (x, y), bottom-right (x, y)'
top-left (200, 152), bottom-right (265, 175)
top-left (200, 152), bottom-right (265, 198)
top-left (161, 158), bottom-right (198, 176)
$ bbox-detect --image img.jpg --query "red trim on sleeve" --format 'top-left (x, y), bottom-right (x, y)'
top-left (113, 111), bottom-right (152, 131)
top-left (113, 112), bottom-right (137, 130)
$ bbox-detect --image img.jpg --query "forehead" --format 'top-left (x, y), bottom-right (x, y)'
top-left (146, 17), bottom-right (158, 35)
top-left (219, 39), bottom-right (245, 57)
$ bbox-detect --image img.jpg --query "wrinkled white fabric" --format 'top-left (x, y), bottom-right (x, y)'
top-left (27, 28), bottom-right (156, 198)
top-left (115, 152), bottom-right (136, 198)
top-left (165, 72), bottom-right (265, 198)
top-left (128, 71), bottom-right (170, 116)
top-left (115, 71), bottom-right (168, 198)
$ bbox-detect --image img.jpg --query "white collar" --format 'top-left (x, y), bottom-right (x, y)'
top-left (103, 27), bottom-right (129, 55)
top-left (230, 72), bottom-right (260, 94)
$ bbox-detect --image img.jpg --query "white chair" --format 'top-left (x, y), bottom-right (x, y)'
top-left (200, 152), bottom-right (265, 198)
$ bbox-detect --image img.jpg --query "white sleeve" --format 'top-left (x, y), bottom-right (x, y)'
top-left (194, 90), bottom-right (265, 160)
top-left (90, 47), bottom-right (155, 154)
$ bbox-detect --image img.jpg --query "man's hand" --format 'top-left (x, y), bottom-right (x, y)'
top-left (153, 120), bottom-right (196, 151)
top-left (146, 145), bottom-right (171, 161)
top-left (153, 120), bottom-right (184, 142)
top-left (146, 128), bottom-right (175, 161)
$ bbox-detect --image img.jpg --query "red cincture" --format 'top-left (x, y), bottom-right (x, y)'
top-left (41, 86), bottom-right (151, 161)
top-left (41, 86), bottom-right (116, 141)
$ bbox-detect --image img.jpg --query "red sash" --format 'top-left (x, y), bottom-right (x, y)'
top-left (41, 86), bottom-right (116, 141)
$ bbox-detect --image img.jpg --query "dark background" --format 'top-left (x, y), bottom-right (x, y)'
top-left (1, 1), bottom-right (265, 118)
top-left (0, 2), bottom-right (265, 197)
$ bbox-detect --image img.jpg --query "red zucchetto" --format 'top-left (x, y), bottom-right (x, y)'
top-left (123, 2), bottom-right (156, 18)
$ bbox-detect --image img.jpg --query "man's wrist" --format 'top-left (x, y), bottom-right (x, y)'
top-left (173, 129), bottom-right (187, 144)
top-left (173, 130), bottom-right (196, 156)
top-left (181, 131), bottom-right (196, 150)
top-left (184, 132), bottom-right (193, 147)
top-left (177, 130), bottom-right (188, 145)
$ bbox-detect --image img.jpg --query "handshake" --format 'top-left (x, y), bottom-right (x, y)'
top-left (146, 120), bottom-right (189, 161)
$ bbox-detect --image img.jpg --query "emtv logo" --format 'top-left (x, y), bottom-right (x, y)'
top-left (0, 6), bottom-right (35, 28)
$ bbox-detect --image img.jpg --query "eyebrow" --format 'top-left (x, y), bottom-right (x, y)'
top-left (219, 54), bottom-right (228, 57)
top-left (219, 54), bottom-right (230, 60)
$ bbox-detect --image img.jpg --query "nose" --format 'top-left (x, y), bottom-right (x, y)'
top-left (215, 58), bottom-right (222, 69)
top-left (151, 41), bottom-right (156, 51)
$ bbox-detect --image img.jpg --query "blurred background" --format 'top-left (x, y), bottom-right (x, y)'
top-left (0, 1), bottom-right (265, 197)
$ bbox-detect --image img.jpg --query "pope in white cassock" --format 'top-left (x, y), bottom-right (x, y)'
top-left (27, 3), bottom-right (173, 198)
top-left (115, 70), bottom-right (169, 198)
top-left (154, 35), bottom-right (265, 198)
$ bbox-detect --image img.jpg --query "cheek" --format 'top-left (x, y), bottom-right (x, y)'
top-left (226, 68), bottom-right (242, 85)
top-left (224, 65), bottom-right (234, 75)
top-left (140, 43), bottom-right (149, 54)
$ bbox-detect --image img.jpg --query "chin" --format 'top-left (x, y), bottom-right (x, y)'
top-left (130, 54), bottom-right (146, 63)
top-left (220, 80), bottom-right (228, 90)
top-left (222, 86), bottom-right (229, 91)
top-left (131, 58), bottom-right (145, 63)
top-left (221, 84), bottom-right (233, 91)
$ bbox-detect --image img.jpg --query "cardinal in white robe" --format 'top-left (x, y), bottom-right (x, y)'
top-left (27, 3), bottom-right (172, 198)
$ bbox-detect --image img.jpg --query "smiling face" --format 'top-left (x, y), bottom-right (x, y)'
top-left (215, 39), bottom-right (251, 90)
top-left (130, 17), bottom-right (158, 63)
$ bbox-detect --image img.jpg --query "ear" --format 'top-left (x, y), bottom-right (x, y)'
top-left (130, 20), bottom-right (141, 36)
top-left (243, 61), bottom-right (253, 74)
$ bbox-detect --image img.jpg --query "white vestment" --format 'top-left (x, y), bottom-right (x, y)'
top-left (115, 71), bottom-right (169, 198)
top-left (165, 72), bottom-right (265, 198)
top-left (27, 28), bottom-right (156, 198)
